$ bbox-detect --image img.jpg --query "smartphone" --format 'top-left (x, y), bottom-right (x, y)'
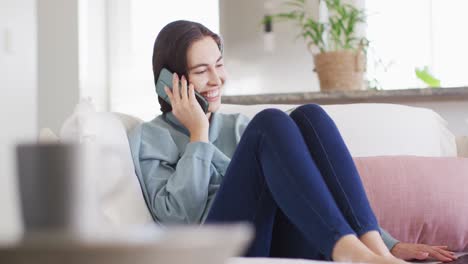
top-left (156, 67), bottom-right (209, 113)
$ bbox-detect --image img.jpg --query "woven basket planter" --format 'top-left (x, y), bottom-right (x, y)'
top-left (313, 50), bottom-right (366, 91)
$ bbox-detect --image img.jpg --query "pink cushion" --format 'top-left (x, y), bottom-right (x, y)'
top-left (353, 156), bottom-right (468, 251)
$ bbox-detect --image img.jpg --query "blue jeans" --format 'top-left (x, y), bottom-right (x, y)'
top-left (205, 104), bottom-right (379, 260)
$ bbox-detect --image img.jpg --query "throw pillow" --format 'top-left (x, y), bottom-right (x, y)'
top-left (59, 98), bottom-right (154, 227)
top-left (354, 156), bottom-right (468, 251)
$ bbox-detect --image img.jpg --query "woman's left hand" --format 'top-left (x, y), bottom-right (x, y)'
top-left (391, 242), bottom-right (457, 262)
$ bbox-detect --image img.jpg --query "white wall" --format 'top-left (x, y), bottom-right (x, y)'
top-left (37, 0), bottom-right (80, 133)
top-left (0, 0), bottom-right (37, 242)
top-left (220, 0), bottom-right (320, 95)
top-left (38, 0), bottom-right (108, 134)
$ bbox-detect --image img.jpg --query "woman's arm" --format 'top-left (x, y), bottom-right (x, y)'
top-left (130, 124), bottom-right (221, 224)
top-left (147, 141), bottom-right (217, 223)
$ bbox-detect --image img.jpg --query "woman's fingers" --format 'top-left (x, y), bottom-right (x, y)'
top-left (432, 245), bottom-right (456, 257)
top-left (172, 73), bottom-right (180, 104)
top-left (188, 83), bottom-right (196, 102)
top-left (433, 247), bottom-right (457, 259)
top-left (435, 246), bottom-right (455, 254)
top-left (168, 73), bottom-right (202, 117)
top-left (180, 75), bottom-right (188, 102)
top-left (428, 248), bottom-right (456, 262)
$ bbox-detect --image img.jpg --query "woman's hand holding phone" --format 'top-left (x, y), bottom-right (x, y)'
top-left (164, 73), bottom-right (209, 143)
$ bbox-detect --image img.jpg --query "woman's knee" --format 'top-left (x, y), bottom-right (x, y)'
top-left (252, 108), bottom-right (289, 122)
top-left (290, 104), bottom-right (328, 122)
top-left (294, 104), bottom-right (325, 115)
top-left (249, 108), bottom-right (294, 131)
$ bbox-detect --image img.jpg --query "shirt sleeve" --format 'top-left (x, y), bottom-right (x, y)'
top-left (129, 124), bottom-right (219, 224)
top-left (380, 227), bottom-right (400, 250)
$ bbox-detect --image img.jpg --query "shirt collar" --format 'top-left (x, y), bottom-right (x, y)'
top-left (164, 111), bottom-right (221, 143)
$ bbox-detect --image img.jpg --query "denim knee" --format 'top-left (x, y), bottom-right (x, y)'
top-left (249, 108), bottom-right (293, 132)
top-left (292, 104), bottom-right (326, 118)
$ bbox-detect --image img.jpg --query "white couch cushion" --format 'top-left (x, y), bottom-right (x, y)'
top-left (219, 103), bottom-right (457, 157)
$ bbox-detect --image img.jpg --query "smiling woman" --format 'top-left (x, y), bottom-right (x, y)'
top-left (151, 21), bottom-right (225, 117)
top-left (186, 38), bottom-right (225, 108)
top-left (108, 0), bottom-right (219, 120)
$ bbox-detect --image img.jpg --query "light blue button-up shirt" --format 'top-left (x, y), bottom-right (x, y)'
top-left (129, 111), bottom-right (399, 250)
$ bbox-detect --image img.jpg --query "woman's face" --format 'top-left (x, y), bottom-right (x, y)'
top-left (187, 36), bottom-right (226, 114)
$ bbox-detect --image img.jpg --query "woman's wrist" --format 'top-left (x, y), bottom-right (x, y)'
top-left (190, 135), bottom-right (209, 143)
top-left (189, 129), bottom-right (209, 143)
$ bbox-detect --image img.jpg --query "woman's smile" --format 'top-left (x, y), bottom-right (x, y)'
top-left (201, 88), bottom-right (220, 102)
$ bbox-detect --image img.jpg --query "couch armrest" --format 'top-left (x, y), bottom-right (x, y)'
top-left (456, 136), bottom-right (468, 157)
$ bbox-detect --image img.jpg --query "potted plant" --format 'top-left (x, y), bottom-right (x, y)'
top-left (265, 0), bottom-right (368, 91)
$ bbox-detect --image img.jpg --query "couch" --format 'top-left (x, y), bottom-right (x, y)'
top-left (32, 101), bottom-right (468, 263)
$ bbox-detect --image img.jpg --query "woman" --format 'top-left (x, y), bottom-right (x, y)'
top-left (129, 20), bottom-right (456, 263)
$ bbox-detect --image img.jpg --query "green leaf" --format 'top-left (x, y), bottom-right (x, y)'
top-left (415, 66), bottom-right (441, 88)
top-left (260, 15), bottom-right (272, 25)
top-left (264, 0), bottom-right (366, 52)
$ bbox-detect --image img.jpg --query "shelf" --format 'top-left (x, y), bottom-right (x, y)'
top-left (222, 87), bottom-right (468, 105)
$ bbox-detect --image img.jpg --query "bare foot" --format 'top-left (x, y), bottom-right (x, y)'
top-left (360, 230), bottom-right (392, 257)
top-left (332, 235), bottom-right (410, 263)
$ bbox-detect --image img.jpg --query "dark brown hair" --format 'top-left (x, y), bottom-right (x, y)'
top-left (152, 20), bottom-right (223, 113)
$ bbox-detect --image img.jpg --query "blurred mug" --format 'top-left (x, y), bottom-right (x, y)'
top-left (16, 142), bottom-right (97, 239)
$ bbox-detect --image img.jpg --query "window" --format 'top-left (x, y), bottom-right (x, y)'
top-left (110, 0), bottom-right (219, 120)
top-left (366, 0), bottom-right (468, 90)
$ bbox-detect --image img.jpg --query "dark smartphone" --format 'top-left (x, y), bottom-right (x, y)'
top-left (155, 67), bottom-right (209, 113)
